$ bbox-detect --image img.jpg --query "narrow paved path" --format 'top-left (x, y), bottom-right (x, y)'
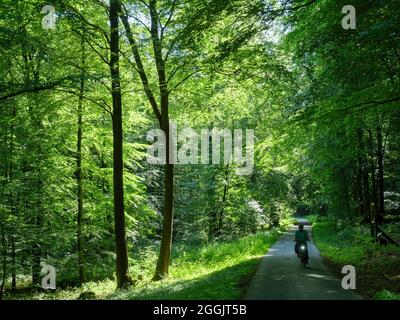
top-left (245, 217), bottom-right (362, 300)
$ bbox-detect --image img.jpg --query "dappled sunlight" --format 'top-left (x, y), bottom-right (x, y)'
top-left (105, 257), bottom-right (263, 300)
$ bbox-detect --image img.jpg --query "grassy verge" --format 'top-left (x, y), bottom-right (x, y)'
top-left (5, 226), bottom-right (285, 300)
top-left (308, 215), bottom-right (400, 300)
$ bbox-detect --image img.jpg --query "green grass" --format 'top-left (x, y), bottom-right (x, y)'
top-left (308, 215), bottom-right (400, 300)
top-left (374, 290), bottom-right (400, 300)
top-left (5, 227), bottom-right (284, 300)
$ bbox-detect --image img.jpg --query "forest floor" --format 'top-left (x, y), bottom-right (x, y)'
top-left (308, 215), bottom-right (400, 300)
top-left (244, 217), bottom-right (361, 299)
top-left (3, 221), bottom-right (293, 300)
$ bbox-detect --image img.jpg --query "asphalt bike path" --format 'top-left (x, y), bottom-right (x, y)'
top-left (245, 217), bottom-right (362, 300)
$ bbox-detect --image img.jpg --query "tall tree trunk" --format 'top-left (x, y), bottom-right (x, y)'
top-left (367, 129), bottom-right (378, 211)
top-left (154, 107), bottom-right (174, 280)
top-left (362, 161), bottom-right (370, 223)
top-left (357, 129), bottom-right (370, 222)
top-left (1, 148), bottom-right (8, 298)
top-left (21, 29), bottom-right (44, 287)
top-left (356, 158), bottom-right (364, 218)
top-left (341, 168), bottom-right (351, 216)
top-left (30, 99), bottom-right (44, 287)
top-left (109, 0), bottom-right (132, 289)
top-left (9, 105), bottom-right (16, 291)
top-left (147, 0), bottom-right (175, 280)
top-left (356, 130), bottom-right (364, 217)
top-left (0, 227), bottom-right (6, 300)
top-left (10, 237), bottom-right (16, 291)
top-left (76, 34), bottom-right (86, 285)
top-left (120, 0), bottom-right (174, 280)
top-left (360, 130), bottom-right (370, 223)
top-left (218, 165), bottom-right (229, 236)
top-left (376, 125), bottom-right (385, 224)
top-left (31, 186), bottom-right (43, 286)
top-left (207, 130), bottom-right (218, 241)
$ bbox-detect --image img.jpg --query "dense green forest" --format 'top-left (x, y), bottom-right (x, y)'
top-left (0, 0), bottom-right (399, 300)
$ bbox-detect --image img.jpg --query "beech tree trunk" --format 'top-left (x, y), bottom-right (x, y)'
top-left (376, 125), bottom-right (385, 224)
top-left (76, 34), bottom-right (86, 285)
top-left (109, 0), bottom-right (132, 289)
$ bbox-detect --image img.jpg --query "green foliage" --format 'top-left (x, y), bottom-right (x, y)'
top-left (311, 215), bottom-right (400, 299)
top-left (4, 228), bottom-right (281, 300)
top-left (374, 290), bottom-right (400, 300)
